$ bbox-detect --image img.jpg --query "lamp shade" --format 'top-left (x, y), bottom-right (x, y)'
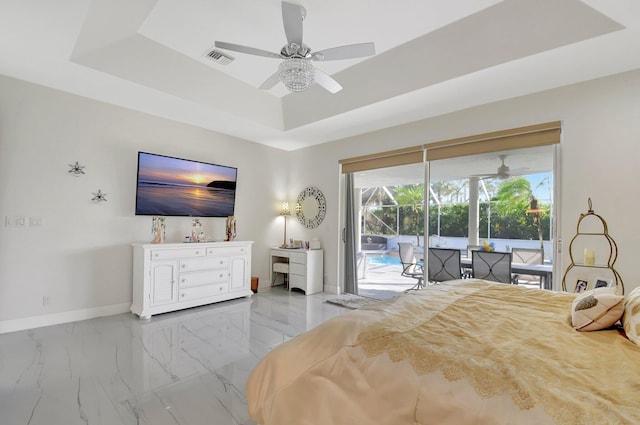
top-left (279, 201), bottom-right (291, 216)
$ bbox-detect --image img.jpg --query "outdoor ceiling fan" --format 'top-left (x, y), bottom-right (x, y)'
top-left (214, 1), bottom-right (376, 94)
top-left (473, 154), bottom-right (529, 180)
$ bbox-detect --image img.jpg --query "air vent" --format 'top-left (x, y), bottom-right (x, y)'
top-left (204, 48), bottom-right (234, 65)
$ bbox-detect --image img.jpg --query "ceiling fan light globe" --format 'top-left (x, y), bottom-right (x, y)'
top-left (279, 58), bottom-right (314, 92)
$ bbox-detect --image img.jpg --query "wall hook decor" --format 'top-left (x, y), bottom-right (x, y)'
top-left (91, 189), bottom-right (107, 203)
top-left (68, 161), bottom-right (85, 176)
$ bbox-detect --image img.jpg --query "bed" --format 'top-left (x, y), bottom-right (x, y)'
top-left (246, 279), bottom-right (640, 425)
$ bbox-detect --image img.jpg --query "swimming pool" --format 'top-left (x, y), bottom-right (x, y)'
top-left (366, 254), bottom-right (402, 266)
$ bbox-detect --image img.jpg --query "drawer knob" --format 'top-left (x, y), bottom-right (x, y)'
top-left (181, 293), bottom-right (185, 298)
top-left (195, 251), bottom-right (200, 254)
top-left (182, 264), bottom-right (186, 268)
top-left (181, 279), bottom-right (186, 283)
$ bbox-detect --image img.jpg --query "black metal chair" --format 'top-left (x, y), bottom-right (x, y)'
top-left (428, 248), bottom-right (462, 282)
top-left (471, 251), bottom-right (513, 284)
top-left (398, 243), bottom-right (425, 291)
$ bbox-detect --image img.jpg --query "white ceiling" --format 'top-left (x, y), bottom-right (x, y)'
top-left (0, 0), bottom-right (639, 151)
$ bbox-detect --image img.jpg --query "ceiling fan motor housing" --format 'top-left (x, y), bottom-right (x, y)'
top-left (281, 43), bottom-right (312, 58)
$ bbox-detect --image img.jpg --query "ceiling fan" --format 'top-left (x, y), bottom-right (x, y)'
top-left (214, 1), bottom-right (376, 94)
top-left (473, 155), bottom-right (529, 180)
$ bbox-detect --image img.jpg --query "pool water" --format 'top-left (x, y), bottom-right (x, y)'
top-left (367, 255), bottom-right (402, 266)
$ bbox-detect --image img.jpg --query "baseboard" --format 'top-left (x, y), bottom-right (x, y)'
top-left (0, 302), bottom-right (131, 334)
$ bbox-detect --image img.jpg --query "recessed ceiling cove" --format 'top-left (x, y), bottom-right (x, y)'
top-left (10, 0), bottom-right (627, 150)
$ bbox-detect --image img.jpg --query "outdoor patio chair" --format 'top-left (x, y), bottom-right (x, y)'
top-left (511, 247), bottom-right (543, 288)
top-left (428, 248), bottom-right (462, 282)
top-left (472, 250), bottom-right (513, 284)
top-left (463, 245), bottom-right (483, 278)
top-left (398, 243), bottom-right (425, 291)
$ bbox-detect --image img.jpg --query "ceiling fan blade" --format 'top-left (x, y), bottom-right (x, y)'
top-left (314, 68), bottom-right (343, 94)
top-left (214, 41), bottom-right (283, 59)
top-left (470, 174), bottom-right (498, 179)
top-left (282, 1), bottom-right (304, 46)
top-left (259, 71), bottom-right (281, 90)
top-left (508, 167), bottom-right (530, 176)
top-left (311, 42), bottom-right (376, 61)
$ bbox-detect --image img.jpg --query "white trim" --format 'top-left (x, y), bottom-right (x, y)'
top-left (0, 303), bottom-right (131, 334)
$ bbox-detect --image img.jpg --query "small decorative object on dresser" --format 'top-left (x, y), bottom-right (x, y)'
top-left (150, 216), bottom-right (165, 244)
top-left (226, 216), bottom-right (237, 241)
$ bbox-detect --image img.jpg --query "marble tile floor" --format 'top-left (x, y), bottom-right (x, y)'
top-left (0, 287), bottom-right (354, 425)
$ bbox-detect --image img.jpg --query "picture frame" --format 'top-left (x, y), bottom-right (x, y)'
top-left (593, 278), bottom-right (612, 289)
top-left (575, 279), bottom-right (589, 293)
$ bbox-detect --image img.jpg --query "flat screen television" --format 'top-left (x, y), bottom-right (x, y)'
top-left (135, 151), bottom-right (237, 217)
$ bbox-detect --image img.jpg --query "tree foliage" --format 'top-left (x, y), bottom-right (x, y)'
top-left (363, 176), bottom-right (551, 242)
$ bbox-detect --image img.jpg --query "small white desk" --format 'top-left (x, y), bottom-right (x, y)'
top-left (270, 248), bottom-right (323, 295)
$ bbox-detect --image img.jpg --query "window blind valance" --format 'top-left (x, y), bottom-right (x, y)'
top-left (339, 146), bottom-right (423, 174)
top-left (338, 121), bottom-right (560, 172)
top-left (425, 121), bottom-right (561, 161)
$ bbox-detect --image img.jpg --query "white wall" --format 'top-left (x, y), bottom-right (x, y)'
top-left (291, 69), bottom-right (640, 295)
top-left (0, 75), bottom-right (288, 332)
top-left (2, 67), bottom-right (639, 332)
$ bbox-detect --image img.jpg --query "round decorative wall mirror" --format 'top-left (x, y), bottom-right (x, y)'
top-left (296, 186), bottom-right (326, 229)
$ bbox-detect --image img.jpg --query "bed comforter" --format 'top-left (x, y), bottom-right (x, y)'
top-left (246, 280), bottom-right (640, 425)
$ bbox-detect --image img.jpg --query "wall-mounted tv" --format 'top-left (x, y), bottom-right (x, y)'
top-left (135, 152), bottom-right (237, 217)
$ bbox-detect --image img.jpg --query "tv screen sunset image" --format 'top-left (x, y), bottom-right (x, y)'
top-left (135, 152), bottom-right (237, 217)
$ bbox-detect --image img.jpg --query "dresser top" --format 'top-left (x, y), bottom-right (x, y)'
top-left (133, 240), bottom-right (253, 249)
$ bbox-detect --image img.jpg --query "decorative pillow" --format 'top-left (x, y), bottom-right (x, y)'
top-left (622, 287), bottom-right (640, 345)
top-left (571, 287), bottom-right (624, 331)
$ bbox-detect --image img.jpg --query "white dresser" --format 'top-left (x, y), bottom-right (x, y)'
top-left (131, 241), bottom-right (253, 319)
top-left (270, 248), bottom-right (323, 295)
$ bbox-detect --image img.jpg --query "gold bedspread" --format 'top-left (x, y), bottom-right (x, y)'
top-left (246, 280), bottom-right (640, 425)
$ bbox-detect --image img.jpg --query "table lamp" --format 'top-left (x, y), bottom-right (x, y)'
top-left (279, 201), bottom-right (291, 248)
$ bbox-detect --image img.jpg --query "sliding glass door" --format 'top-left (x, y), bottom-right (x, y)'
top-left (428, 145), bottom-right (555, 276)
top-left (344, 162), bottom-right (425, 296)
top-left (342, 144), bottom-right (556, 297)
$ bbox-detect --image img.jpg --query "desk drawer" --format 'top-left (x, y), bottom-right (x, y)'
top-left (289, 252), bottom-right (306, 264)
top-left (289, 263), bottom-right (306, 276)
top-left (289, 273), bottom-right (305, 287)
top-left (179, 283), bottom-right (227, 301)
top-left (180, 257), bottom-right (228, 272)
top-left (179, 270), bottom-right (228, 288)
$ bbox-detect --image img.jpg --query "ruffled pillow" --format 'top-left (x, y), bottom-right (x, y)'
top-left (622, 287), bottom-right (640, 345)
top-left (571, 287), bottom-right (624, 331)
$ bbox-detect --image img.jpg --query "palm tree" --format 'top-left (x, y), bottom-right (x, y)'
top-left (394, 184), bottom-right (425, 247)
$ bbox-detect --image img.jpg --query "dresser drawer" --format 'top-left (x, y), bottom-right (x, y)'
top-left (289, 251), bottom-right (306, 264)
top-left (179, 269), bottom-right (228, 288)
top-left (180, 256), bottom-right (228, 272)
top-left (151, 248), bottom-right (206, 260)
top-left (207, 246), bottom-right (250, 257)
top-left (179, 283), bottom-right (227, 301)
top-left (289, 262), bottom-right (306, 276)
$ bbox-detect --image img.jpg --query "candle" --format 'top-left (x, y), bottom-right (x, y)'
top-left (584, 248), bottom-right (595, 266)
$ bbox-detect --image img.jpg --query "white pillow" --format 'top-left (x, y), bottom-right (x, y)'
top-left (571, 287), bottom-right (624, 332)
top-left (622, 287), bottom-right (640, 345)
